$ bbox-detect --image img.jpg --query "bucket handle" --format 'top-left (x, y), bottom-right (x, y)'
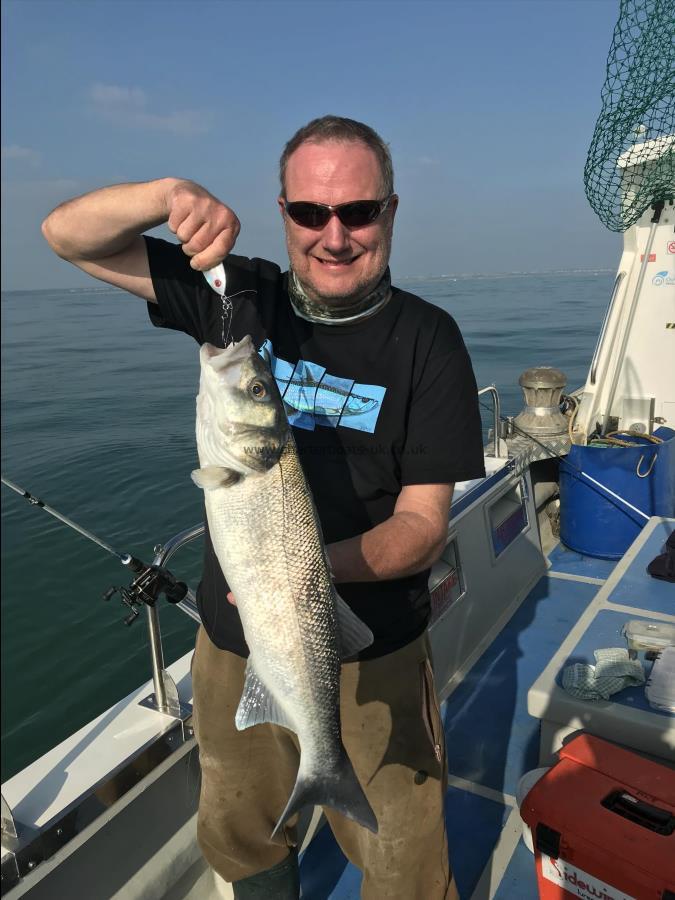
top-left (636, 454), bottom-right (657, 478)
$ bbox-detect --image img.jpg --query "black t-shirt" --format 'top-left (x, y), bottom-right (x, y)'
top-left (145, 236), bottom-right (485, 659)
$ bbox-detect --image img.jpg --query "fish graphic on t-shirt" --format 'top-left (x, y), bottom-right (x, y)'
top-left (258, 340), bottom-right (386, 433)
top-left (277, 372), bottom-right (379, 418)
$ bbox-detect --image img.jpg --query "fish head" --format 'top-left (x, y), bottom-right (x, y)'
top-left (197, 338), bottom-right (289, 474)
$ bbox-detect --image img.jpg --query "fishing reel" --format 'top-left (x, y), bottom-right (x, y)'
top-left (103, 557), bottom-right (188, 626)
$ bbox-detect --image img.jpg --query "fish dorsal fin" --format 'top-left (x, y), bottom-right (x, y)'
top-left (335, 592), bottom-right (374, 660)
top-left (191, 466), bottom-right (241, 491)
top-left (235, 661), bottom-right (294, 732)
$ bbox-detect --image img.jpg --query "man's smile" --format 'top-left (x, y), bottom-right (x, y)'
top-left (315, 256), bottom-right (359, 267)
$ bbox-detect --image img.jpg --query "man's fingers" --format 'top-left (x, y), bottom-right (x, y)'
top-left (189, 228), bottom-right (239, 271)
top-left (181, 220), bottom-right (216, 255)
top-left (167, 206), bottom-right (191, 236)
top-left (174, 212), bottom-right (204, 245)
top-left (226, 591), bottom-right (236, 606)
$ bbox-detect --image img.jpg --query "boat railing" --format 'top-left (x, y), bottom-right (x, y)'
top-left (477, 385), bottom-right (504, 458)
top-left (589, 271), bottom-right (626, 386)
top-left (143, 524), bottom-right (204, 715)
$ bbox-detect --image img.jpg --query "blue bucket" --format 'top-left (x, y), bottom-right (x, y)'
top-left (559, 427), bottom-right (675, 559)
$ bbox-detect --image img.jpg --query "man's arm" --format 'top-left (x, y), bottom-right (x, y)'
top-left (41, 178), bottom-right (240, 302)
top-left (327, 483), bottom-right (453, 583)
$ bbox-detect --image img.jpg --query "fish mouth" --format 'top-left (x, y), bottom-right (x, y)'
top-left (202, 337), bottom-right (255, 365)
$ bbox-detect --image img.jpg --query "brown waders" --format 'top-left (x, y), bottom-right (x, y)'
top-left (192, 626), bottom-right (459, 899)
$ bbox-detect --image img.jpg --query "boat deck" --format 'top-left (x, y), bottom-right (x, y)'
top-left (299, 519), bottom-right (674, 899)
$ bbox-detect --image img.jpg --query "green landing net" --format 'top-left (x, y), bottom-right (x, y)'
top-left (584, 0), bottom-right (675, 232)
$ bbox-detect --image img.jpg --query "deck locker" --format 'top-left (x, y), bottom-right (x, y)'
top-left (520, 733), bottom-right (675, 899)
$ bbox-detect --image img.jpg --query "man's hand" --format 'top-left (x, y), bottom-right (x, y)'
top-left (227, 591), bottom-right (237, 606)
top-left (167, 181), bottom-right (240, 271)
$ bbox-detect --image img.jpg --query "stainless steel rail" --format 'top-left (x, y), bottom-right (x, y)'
top-left (144, 523), bottom-right (204, 713)
top-left (153, 522), bottom-right (206, 569)
top-left (477, 385), bottom-right (503, 458)
top-left (589, 271), bottom-right (626, 385)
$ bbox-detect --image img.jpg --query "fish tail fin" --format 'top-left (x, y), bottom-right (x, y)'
top-left (270, 752), bottom-right (378, 840)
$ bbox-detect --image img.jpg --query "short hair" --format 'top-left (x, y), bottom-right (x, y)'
top-left (279, 116), bottom-right (394, 198)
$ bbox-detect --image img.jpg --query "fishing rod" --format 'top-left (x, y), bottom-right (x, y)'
top-left (1, 476), bottom-right (188, 625)
top-left (477, 400), bottom-right (651, 523)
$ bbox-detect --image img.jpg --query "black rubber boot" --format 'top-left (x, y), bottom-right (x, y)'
top-left (231, 848), bottom-right (300, 900)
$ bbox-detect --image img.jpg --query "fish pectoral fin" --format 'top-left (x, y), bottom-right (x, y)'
top-left (335, 592), bottom-right (374, 660)
top-left (190, 465), bottom-right (241, 491)
top-left (235, 661), bottom-right (294, 732)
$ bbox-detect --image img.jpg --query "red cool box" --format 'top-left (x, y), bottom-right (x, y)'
top-left (520, 733), bottom-right (675, 899)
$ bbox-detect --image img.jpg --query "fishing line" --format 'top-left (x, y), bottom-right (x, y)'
top-left (219, 289), bottom-right (257, 347)
top-left (221, 294), bottom-right (232, 347)
top-left (477, 400), bottom-right (651, 523)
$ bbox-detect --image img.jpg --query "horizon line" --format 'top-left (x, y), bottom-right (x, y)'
top-left (1, 267), bottom-right (616, 294)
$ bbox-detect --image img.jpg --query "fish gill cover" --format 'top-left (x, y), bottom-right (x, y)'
top-left (584, 0), bottom-right (675, 232)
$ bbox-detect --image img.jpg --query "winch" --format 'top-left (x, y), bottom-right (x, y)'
top-left (513, 367), bottom-right (569, 437)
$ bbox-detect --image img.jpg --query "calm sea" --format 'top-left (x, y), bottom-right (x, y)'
top-left (1, 270), bottom-right (613, 781)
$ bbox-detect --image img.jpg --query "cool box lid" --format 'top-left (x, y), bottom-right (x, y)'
top-left (520, 733), bottom-right (675, 883)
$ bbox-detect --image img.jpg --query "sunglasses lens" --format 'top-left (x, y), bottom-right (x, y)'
top-left (336, 201), bottom-right (382, 227)
top-left (285, 199), bottom-right (388, 229)
top-left (285, 202), bottom-right (331, 228)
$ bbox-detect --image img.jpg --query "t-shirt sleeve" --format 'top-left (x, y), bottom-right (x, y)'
top-left (401, 313), bottom-right (486, 485)
top-left (144, 235), bottom-right (218, 343)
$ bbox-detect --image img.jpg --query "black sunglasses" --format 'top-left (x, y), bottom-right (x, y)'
top-left (283, 196), bottom-right (394, 229)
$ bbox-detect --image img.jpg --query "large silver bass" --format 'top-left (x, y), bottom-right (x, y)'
top-left (191, 337), bottom-right (377, 838)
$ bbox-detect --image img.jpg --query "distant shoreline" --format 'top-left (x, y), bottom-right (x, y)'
top-left (1, 269), bottom-right (616, 295)
top-left (397, 269), bottom-right (615, 281)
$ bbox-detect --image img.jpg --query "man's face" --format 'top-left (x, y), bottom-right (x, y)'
top-left (279, 140), bottom-right (397, 305)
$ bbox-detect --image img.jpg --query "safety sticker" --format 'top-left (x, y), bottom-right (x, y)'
top-left (640, 253), bottom-right (656, 261)
top-left (668, 241), bottom-right (675, 254)
top-left (541, 855), bottom-right (635, 900)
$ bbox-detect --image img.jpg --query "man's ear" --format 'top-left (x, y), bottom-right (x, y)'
top-left (277, 197), bottom-right (286, 219)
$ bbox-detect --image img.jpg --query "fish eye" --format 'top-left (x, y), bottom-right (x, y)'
top-left (249, 380), bottom-right (267, 400)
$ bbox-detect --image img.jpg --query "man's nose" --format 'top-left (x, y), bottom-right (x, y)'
top-left (321, 214), bottom-right (351, 252)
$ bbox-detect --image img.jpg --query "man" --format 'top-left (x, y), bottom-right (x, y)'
top-left (42, 116), bottom-right (485, 899)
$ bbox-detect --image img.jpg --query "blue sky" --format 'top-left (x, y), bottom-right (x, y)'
top-left (1, 0), bottom-right (622, 290)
